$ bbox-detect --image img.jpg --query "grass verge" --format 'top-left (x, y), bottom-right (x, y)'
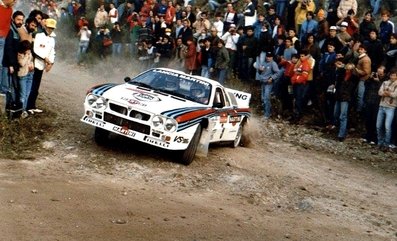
top-left (0, 109), bottom-right (57, 159)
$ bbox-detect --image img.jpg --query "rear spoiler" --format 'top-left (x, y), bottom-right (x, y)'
top-left (225, 88), bottom-right (251, 108)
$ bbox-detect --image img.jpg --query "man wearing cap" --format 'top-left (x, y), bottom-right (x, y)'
top-left (27, 18), bottom-right (57, 114)
top-left (254, 52), bottom-right (280, 119)
top-left (321, 26), bottom-right (343, 53)
top-left (316, 9), bottom-right (329, 49)
top-left (337, 21), bottom-right (351, 45)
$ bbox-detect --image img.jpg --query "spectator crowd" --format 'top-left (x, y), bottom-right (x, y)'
top-left (1, 0), bottom-right (397, 151)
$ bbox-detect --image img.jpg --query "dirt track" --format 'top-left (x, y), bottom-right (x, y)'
top-left (0, 63), bottom-right (396, 241)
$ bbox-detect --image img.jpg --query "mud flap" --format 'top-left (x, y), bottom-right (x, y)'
top-left (196, 122), bottom-right (214, 157)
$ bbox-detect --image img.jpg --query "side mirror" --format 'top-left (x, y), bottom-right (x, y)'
top-left (124, 77), bottom-right (131, 82)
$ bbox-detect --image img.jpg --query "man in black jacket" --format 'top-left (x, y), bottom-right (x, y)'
top-left (1, 10), bottom-right (24, 105)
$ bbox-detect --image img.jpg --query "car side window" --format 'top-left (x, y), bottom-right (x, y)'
top-left (213, 88), bottom-right (225, 108)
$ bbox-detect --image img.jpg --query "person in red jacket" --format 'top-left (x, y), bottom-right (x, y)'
top-left (184, 37), bottom-right (196, 74)
top-left (291, 49), bottom-right (311, 120)
top-left (278, 54), bottom-right (299, 116)
top-left (0, 0), bottom-right (15, 93)
top-left (164, 0), bottom-right (175, 28)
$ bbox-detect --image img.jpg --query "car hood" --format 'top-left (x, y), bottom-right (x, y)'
top-left (101, 83), bottom-right (206, 114)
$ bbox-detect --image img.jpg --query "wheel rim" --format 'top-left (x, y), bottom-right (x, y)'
top-left (233, 125), bottom-right (242, 147)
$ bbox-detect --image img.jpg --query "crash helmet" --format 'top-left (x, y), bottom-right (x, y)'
top-left (191, 84), bottom-right (205, 98)
top-left (164, 78), bottom-right (179, 91)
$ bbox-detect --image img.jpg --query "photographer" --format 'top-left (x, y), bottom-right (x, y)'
top-left (192, 12), bottom-right (211, 38)
top-left (221, 24), bottom-right (239, 78)
top-left (77, 22), bottom-right (91, 64)
top-left (110, 22), bottom-right (123, 58)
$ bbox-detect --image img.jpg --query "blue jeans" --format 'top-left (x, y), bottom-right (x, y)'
top-left (334, 101), bottom-right (349, 138)
top-left (0, 37), bottom-right (5, 93)
top-left (356, 80), bottom-right (365, 112)
top-left (18, 72), bottom-right (34, 111)
top-left (201, 65), bottom-right (210, 78)
top-left (262, 83), bottom-right (273, 118)
top-left (370, 0), bottom-right (382, 15)
top-left (376, 106), bottom-right (395, 147)
top-left (276, 1), bottom-right (286, 17)
top-left (77, 40), bottom-right (89, 63)
top-left (293, 83), bottom-right (308, 118)
top-left (112, 43), bottom-right (122, 58)
top-left (217, 68), bottom-right (227, 85)
top-left (1, 68), bottom-right (16, 104)
top-left (208, 0), bottom-right (220, 11)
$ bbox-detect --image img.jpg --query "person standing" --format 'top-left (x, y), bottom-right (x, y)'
top-left (110, 22), bottom-right (123, 58)
top-left (364, 66), bottom-right (386, 145)
top-left (0, 0), bottom-right (15, 87)
top-left (291, 50), bottom-right (311, 120)
top-left (27, 18), bottom-right (57, 114)
top-left (200, 38), bottom-right (214, 79)
top-left (184, 37), bottom-right (196, 75)
top-left (353, 44), bottom-right (371, 113)
top-left (108, 3), bottom-right (118, 26)
top-left (94, 4), bottom-right (108, 30)
top-left (243, 0), bottom-right (256, 27)
top-left (77, 22), bottom-right (91, 64)
top-left (17, 40), bottom-right (34, 118)
top-left (213, 40), bottom-right (229, 85)
top-left (254, 52), bottom-right (280, 119)
top-left (376, 68), bottom-right (397, 150)
top-left (2, 10), bottom-right (24, 104)
top-left (333, 60), bottom-right (355, 142)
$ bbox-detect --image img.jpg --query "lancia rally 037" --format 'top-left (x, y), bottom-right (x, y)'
top-left (81, 68), bottom-right (251, 165)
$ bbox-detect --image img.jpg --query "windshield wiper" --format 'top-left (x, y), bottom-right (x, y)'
top-left (128, 81), bottom-right (153, 89)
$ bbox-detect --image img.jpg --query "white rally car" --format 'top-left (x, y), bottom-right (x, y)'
top-left (81, 68), bottom-right (251, 164)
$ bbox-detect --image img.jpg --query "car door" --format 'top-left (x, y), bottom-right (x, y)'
top-left (209, 87), bottom-right (239, 142)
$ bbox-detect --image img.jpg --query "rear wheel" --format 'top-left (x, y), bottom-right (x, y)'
top-left (179, 125), bottom-right (202, 165)
top-left (94, 127), bottom-right (110, 145)
top-left (232, 124), bottom-right (243, 148)
top-left (231, 119), bottom-right (250, 148)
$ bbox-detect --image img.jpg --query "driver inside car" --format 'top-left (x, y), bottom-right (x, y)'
top-left (190, 84), bottom-right (208, 104)
top-left (164, 78), bottom-right (179, 92)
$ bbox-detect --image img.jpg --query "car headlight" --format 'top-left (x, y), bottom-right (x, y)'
top-left (87, 94), bottom-right (107, 111)
top-left (87, 94), bottom-right (98, 106)
top-left (152, 115), bottom-right (164, 128)
top-left (95, 97), bottom-right (107, 110)
top-left (152, 115), bottom-right (177, 132)
top-left (164, 118), bottom-right (177, 132)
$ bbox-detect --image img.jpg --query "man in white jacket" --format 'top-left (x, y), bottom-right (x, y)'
top-left (27, 18), bottom-right (56, 114)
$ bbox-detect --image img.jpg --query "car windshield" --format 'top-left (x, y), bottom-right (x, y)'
top-left (128, 69), bottom-right (212, 105)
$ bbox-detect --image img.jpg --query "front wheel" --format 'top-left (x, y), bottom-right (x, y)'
top-left (179, 125), bottom-right (202, 165)
top-left (94, 127), bottom-right (110, 145)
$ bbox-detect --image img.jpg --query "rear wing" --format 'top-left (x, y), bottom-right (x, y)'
top-left (225, 88), bottom-right (251, 108)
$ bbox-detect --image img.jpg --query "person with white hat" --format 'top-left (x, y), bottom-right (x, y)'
top-left (337, 21), bottom-right (351, 45)
top-left (26, 18), bottom-right (57, 114)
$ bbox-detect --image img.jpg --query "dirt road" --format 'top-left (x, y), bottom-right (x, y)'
top-left (0, 63), bottom-right (396, 241)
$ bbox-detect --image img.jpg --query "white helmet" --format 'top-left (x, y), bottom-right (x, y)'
top-left (164, 78), bottom-right (178, 92)
top-left (191, 84), bottom-right (205, 98)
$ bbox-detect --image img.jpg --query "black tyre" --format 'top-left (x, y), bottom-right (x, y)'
top-left (94, 127), bottom-right (110, 145)
top-left (232, 124), bottom-right (243, 148)
top-left (231, 119), bottom-right (250, 148)
top-left (180, 125), bottom-right (202, 165)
